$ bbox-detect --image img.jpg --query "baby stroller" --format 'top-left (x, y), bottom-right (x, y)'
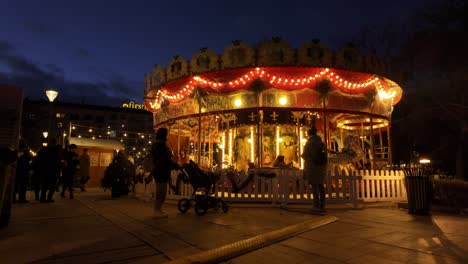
top-left (176, 160), bottom-right (229, 216)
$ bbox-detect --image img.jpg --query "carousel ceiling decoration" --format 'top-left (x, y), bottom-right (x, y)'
top-left (144, 38), bottom-right (403, 112)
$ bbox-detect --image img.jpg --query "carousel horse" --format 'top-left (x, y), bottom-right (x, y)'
top-left (327, 135), bottom-right (368, 174)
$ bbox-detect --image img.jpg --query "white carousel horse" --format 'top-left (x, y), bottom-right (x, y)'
top-left (327, 135), bottom-right (368, 174)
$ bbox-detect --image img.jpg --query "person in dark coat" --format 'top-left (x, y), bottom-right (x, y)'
top-left (78, 148), bottom-right (90, 191)
top-left (38, 138), bottom-right (62, 203)
top-left (301, 127), bottom-right (327, 212)
top-left (102, 151), bottom-right (134, 198)
top-left (151, 128), bottom-right (178, 218)
top-left (61, 144), bottom-right (79, 199)
top-left (14, 147), bottom-right (33, 203)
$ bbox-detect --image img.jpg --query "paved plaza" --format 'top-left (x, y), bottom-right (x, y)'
top-left (0, 190), bottom-right (466, 263)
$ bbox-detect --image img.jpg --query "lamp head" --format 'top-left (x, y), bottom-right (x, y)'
top-left (45, 89), bottom-right (58, 102)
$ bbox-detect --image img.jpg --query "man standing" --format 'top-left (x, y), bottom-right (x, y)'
top-left (301, 127), bottom-right (327, 212)
top-left (15, 147), bottom-right (33, 203)
top-left (39, 138), bottom-right (62, 203)
top-left (78, 148), bottom-right (90, 191)
top-left (61, 144), bottom-right (79, 199)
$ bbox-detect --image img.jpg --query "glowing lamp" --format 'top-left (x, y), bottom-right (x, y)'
top-left (419, 159), bottom-right (431, 164)
top-left (42, 131), bottom-right (48, 138)
top-left (234, 99), bottom-right (242, 107)
top-left (45, 89), bottom-right (58, 102)
top-left (279, 97), bottom-right (287, 105)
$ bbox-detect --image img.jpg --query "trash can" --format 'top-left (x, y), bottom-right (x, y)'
top-left (404, 168), bottom-right (433, 215)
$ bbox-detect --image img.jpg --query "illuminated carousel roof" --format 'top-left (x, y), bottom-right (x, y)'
top-left (143, 38), bottom-right (403, 112)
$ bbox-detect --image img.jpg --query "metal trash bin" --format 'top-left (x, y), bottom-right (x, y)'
top-left (404, 168), bottom-right (433, 215)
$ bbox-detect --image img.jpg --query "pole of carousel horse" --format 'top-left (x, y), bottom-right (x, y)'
top-left (387, 123), bottom-right (393, 164)
top-left (379, 127), bottom-right (384, 159)
top-left (369, 117), bottom-right (376, 170)
top-left (177, 123), bottom-right (181, 162)
top-left (198, 100), bottom-right (202, 164)
top-left (322, 98), bottom-right (328, 149)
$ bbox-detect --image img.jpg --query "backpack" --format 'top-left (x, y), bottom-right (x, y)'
top-left (313, 144), bottom-right (327, 165)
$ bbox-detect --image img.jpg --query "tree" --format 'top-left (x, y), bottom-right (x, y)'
top-left (353, 0), bottom-right (467, 178)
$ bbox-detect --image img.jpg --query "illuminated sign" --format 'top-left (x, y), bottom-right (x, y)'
top-left (122, 101), bottom-right (145, 110)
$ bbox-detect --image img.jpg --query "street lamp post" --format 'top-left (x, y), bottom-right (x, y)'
top-left (45, 89), bottom-right (58, 143)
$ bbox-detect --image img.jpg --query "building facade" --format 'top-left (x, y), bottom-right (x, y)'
top-left (22, 99), bottom-right (154, 162)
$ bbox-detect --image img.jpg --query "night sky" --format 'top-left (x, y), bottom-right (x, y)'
top-left (1, 0), bottom-right (431, 106)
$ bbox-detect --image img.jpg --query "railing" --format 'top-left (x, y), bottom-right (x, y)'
top-left (356, 170), bottom-right (406, 202)
top-left (136, 169), bottom-right (407, 206)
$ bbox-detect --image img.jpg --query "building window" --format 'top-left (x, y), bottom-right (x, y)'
top-left (57, 122), bottom-right (63, 128)
top-left (96, 116), bottom-right (105, 123)
top-left (70, 114), bottom-right (80, 121)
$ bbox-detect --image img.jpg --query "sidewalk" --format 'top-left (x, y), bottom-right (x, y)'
top-left (0, 190), bottom-right (466, 263)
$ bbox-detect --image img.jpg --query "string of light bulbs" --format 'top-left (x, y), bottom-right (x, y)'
top-left (149, 67), bottom-right (396, 109)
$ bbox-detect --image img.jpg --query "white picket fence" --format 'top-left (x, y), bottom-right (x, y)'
top-left (135, 169), bottom-right (407, 207)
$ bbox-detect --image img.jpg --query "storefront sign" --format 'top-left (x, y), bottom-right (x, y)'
top-left (89, 152), bottom-right (99, 167)
top-left (99, 153), bottom-right (113, 167)
top-left (122, 101), bottom-right (145, 110)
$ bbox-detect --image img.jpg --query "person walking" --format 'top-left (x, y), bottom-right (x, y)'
top-left (38, 138), bottom-right (62, 203)
top-left (151, 128), bottom-right (178, 218)
top-left (61, 144), bottom-right (79, 199)
top-left (78, 148), bottom-right (90, 191)
top-left (14, 147), bottom-right (33, 203)
top-left (301, 127), bottom-right (327, 212)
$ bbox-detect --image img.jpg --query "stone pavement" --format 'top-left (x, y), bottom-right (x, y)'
top-left (0, 190), bottom-right (466, 263)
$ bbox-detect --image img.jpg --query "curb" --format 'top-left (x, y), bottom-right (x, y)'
top-left (166, 215), bottom-right (337, 264)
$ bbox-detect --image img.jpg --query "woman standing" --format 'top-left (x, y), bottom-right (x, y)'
top-left (151, 128), bottom-right (177, 218)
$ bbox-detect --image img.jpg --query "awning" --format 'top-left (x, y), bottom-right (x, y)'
top-left (69, 137), bottom-right (125, 150)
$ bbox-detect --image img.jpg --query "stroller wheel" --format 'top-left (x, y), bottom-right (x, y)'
top-left (221, 201), bottom-right (229, 213)
top-left (177, 198), bottom-right (191, 213)
top-left (194, 201), bottom-right (208, 216)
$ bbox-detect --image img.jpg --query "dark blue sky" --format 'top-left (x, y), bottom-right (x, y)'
top-left (0, 0), bottom-right (431, 106)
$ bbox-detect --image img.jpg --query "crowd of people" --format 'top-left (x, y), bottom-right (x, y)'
top-left (13, 139), bottom-right (90, 203)
top-left (14, 125), bottom-right (328, 216)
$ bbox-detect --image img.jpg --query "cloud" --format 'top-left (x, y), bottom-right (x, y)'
top-left (23, 21), bottom-right (54, 35)
top-left (75, 48), bottom-right (93, 59)
top-left (0, 39), bottom-right (140, 106)
top-left (0, 41), bottom-right (14, 53)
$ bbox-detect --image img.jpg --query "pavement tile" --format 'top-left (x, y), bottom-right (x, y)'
top-left (404, 252), bottom-right (465, 264)
top-left (229, 243), bottom-right (312, 264)
top-left (368, 231), bottom-right (415, 244)
top-left (346, 253), bottom-right (405, 264)
top-left (280, 236), bottom-right (323, 253)
top-left (33, 245), bottom-right (157, 264)
top-left (117, 253), bottom-right (170, 264)
top-left (298, 229), bottom-right (347, 241)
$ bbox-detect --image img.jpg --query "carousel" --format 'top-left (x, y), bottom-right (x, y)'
top-left (143, 39), bottom-right (403, 173)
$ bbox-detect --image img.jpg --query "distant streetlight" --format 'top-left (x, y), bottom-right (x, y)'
top-left (42, 131), bottom-right (49, 138)
top-left (419, 158), bottom-right (431, 164)
top-left (45, 88), bottom-right (58, 144)
top-left (45, 89), bottom-right (58, 102)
